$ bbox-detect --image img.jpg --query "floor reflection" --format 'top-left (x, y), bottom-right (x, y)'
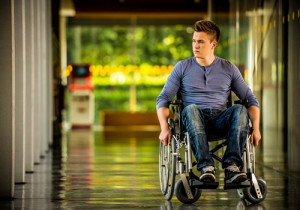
top-left (2, 128), bottom-right (300, 209)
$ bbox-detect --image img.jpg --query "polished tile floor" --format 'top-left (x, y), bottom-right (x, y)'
top-left (1, 128), bottom-right (300, 209)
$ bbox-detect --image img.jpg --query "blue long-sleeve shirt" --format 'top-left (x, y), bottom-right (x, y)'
top-left (156, 56), bottom-right (259, 110)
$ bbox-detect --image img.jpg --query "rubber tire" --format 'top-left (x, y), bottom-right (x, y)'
top-left (175, 178), bottom-right (202, 204)
top-left (159, 141), bottom-right (169, 195)
top-left (164, 136), bottom-right (177, 200)
top-left (243, 176), bottom-right (267, 204)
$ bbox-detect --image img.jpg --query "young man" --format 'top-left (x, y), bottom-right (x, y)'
top-left (156, 20), bottom-right (261, 184)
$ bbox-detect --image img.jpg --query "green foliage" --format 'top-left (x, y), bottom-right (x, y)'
top-left (135, 26), bottom-right (193, 65)
top-left (67, 24), bottom-right (193, 66)
top-left (93, 85), bottom-right (130, 124)
top-left (93, 85), bottom-right (163, 112)
top-left (93, 85), bottom-right (163, 124)
top-left (94, 85), bottom-right (130, 111)
top-left (136, 85), bottom-right (164, 111)
top-left (66, 23), bottom-right (193, 116)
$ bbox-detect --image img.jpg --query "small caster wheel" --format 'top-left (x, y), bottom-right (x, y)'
top-left (243, 176), bottom-right (267, 204)
top-left (174, 178), bottom-right (201, 204)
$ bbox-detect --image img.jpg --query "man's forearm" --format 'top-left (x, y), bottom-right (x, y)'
top-left (247, 106), bottom-right (260, 130)
top-left (157, 107), bottom-right (170, 131)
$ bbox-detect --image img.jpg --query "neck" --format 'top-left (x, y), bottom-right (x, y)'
top-left (195, 55), bottom-right (216, 66)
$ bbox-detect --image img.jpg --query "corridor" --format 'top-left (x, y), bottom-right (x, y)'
top-left (1, 0), bottom-right (300, 209)
top-left (1, 129), bottom-right (300, 209)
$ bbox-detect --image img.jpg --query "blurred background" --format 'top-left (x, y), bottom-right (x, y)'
top-left (1, 0), bottom-right (300, 208)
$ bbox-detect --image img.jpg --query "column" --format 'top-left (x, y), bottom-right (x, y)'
top-left (41, 0), bottom-right (49, 156)
top-left (14, 0), bottom-right (26, 183)
top-left (32, 0), bottom-right (41, 164)
top-left (25, 0), bottom-right (34, 172)
top-left (38, 0), bottom-right (46, 158)
top-left (0, 0), bottom-right (15, 198)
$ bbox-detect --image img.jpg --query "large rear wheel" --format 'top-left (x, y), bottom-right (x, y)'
top-left (159, 141), bottom-right (169, 195)
top-left (159, 136), bottom-right (177, 200)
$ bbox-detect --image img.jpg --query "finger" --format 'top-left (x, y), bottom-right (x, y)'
top-left (160, 138), bottom-right (165, 146)
top-left (163, 138), bottom-right (167, 146)
top-left (254, 137), bottom-right (258, 147)
top-left (250, 134), bottom-right (254, 145)
top-left (165, 134), bottom-right (169, 145)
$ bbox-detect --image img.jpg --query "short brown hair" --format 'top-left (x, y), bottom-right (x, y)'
top-left (193, 20), bottom-right (220, 42)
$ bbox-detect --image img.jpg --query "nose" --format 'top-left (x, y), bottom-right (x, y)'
top-left (194, 42), bottom-right (199, 49)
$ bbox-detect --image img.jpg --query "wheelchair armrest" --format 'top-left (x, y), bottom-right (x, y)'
top-left (234, 99), bottom-right (248, 106)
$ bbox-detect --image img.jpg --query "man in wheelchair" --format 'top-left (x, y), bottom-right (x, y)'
top-left (156, 20), bottom-right (261, 185)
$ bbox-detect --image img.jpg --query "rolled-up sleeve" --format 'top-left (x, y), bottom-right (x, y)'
top-left (231, 65), bottom-right (259, 108)
top-left (156, 62), bottom-right (182, 110)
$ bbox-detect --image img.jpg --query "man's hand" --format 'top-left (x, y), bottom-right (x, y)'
top-left (247, 106), bottom-right (261, 147)
top-left (250, 129), bottom-right (261, 147)
top-left (159, 128), bottom-right (172, 146)
top-left (157, 107), bottom-right (172, 146)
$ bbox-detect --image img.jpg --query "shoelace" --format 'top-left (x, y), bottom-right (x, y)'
top-left (226, 164), bottom-right (240, 172)
top-left (202, 166), bottom-right (215, 172)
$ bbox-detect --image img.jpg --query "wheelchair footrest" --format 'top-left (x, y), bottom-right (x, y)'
top-left (224, 180), bottom-right (251, 189)
top-left (191, 179), bottom-right (219, 189)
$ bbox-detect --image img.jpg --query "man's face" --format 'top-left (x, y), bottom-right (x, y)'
top-left (192, 32), bottom-right (217, 59)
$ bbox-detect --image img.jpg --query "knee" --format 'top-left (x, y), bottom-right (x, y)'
top-left (239, 105), bottom-right (249, 122)
top-left (182, 104), bottom-right (205, 134)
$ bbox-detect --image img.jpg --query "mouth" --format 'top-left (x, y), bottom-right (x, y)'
top-left (193, 50), bottom-right (200, 53)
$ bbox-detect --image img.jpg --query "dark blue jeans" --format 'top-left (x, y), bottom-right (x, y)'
top-left (181, 104), bottom-right (249, 170)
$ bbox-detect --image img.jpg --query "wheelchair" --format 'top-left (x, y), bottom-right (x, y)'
top-left (159, 97), bottom-right (267, 204)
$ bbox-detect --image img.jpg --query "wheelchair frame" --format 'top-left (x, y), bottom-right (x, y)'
top-left (159, 99), bottom-right (267, 204)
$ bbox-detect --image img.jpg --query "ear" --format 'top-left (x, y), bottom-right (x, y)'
top-left (211, 41), bottom-right (218, 49)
